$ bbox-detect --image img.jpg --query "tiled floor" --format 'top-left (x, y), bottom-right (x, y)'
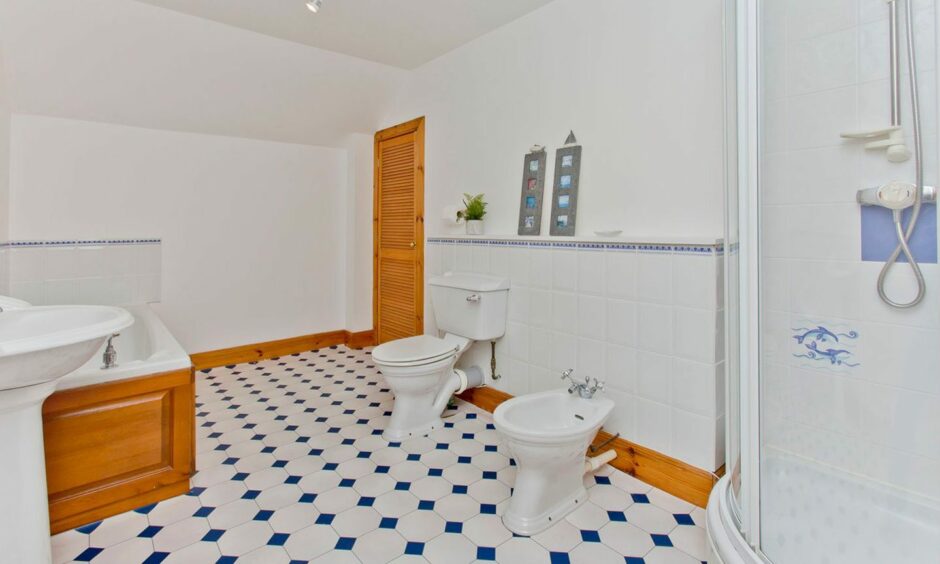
top-left (52, 346), bottom-right (707, 564)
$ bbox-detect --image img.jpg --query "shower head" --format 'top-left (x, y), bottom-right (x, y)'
top-left (840, 126), bottom-right (911, 163)
top-left (887, 142), bottom-right (912, 162)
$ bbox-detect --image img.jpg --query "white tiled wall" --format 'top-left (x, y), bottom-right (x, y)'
top-left (0, 246), bottom-right (9, 296)
top-left (760, 0), bottom-right (940, 500)
top-left (426, 238), bottom-right (726, 472)
top-left (1, 241), bottom-right (162, 306)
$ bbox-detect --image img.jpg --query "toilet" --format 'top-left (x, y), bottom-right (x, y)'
top-left (494, 389), bottom-right (615, 536)
top-left (372, 272), bottom-right (509, 441)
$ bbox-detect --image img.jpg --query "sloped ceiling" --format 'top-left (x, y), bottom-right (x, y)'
top-left (0, 0), bottom-right (408, 147)
top-left (132, 0), bottom-right (556, 70)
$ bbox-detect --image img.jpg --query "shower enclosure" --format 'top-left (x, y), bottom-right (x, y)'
top-left (708, 0), bottom-right (940, 562)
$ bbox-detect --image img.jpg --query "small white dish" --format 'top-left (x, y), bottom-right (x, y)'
top-left (594, 230), bottom-right (622, 237)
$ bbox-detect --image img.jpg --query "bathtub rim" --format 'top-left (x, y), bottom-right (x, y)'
top-left (57, 304), bottom-right (190, 391)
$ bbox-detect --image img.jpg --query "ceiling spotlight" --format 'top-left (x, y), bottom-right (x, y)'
top-left (306, 0), bottom-right (322, 13)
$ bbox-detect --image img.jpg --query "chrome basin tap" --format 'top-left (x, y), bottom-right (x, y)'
top-left (560, 369), bottom-right (604, 399)
top-left (102, 333), bottom-right (119, 369)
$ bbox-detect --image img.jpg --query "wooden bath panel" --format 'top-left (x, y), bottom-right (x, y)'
top-left (42, 367), bottom-right (195, 534)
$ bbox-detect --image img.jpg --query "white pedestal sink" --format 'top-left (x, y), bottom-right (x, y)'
top-left (0, 305), bottom-right (134, 564)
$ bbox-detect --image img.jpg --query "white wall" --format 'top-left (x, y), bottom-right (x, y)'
top-left (0, 47), bottom-right (10, 295)
top-left (343, 133), bottom-right (375, 332)
top-left (8, 115), bottom-right (348, 353)
top-left (384, 0), bottom-right (726, 240)
top-left (0, 48), bottom-right (9, 242)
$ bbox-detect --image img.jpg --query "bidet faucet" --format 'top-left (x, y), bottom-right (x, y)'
top-left (560, 369), bottom-right (604, 399)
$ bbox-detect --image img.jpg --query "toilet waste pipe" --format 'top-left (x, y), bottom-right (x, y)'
top-left (431, 366), bottom-right (485, 414)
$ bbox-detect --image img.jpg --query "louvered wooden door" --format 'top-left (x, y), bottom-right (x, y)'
top-left (374, 118), bottom-right (424, 345)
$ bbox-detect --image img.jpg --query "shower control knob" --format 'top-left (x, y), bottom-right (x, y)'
top-left (857, 182), bottom-right (919, 210)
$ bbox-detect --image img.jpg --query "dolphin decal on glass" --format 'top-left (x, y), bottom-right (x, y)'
top-left (792, 326), bottom-right (839, 344)
top-left (790, 323), bottom-right (860, 369)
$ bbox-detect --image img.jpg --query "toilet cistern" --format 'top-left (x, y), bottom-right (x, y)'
top-left (561, 368), bottom-right (604, 399)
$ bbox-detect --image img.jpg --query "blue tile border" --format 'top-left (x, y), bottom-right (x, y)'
top-left (0, 238), bottom-right (161, 249)
top-left (427, 237), bottom-right (722, 255)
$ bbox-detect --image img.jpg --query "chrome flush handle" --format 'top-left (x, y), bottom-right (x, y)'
top-left (466, 294), bottom-right (481, 303)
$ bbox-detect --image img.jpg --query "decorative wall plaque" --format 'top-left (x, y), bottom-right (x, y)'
top-left (550, 131), bottom-right (582, 236)
top-left (517, 145), bottom-right (547, 235)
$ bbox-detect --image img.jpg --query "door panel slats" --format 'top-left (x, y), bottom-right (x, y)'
top-left (375, 118), bottom-right (424, 345)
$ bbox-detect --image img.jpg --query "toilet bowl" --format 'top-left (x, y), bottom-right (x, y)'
top-left (494, 389), bottom-right (615, 536)
top-left (373, 272), bottom-right (509, 441)
top-left (372, 334), bottom-right (477, 440)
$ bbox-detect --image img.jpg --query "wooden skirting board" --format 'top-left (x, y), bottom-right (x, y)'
top-left (191, 330), bottom-right (375, 370)
top-left (345, 330), bottom-right (377, 350)
top-left (457, 386), bottom-right (723, 508)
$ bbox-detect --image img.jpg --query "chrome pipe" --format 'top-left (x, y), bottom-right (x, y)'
top-left (889, 0), bottom-right (901, 126)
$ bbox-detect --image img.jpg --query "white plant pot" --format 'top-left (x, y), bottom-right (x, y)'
top-left (465, 220), bottom-right (484, 235)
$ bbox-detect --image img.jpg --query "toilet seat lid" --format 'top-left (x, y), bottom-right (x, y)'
top-left (372, 335), bottom-right (458, 366)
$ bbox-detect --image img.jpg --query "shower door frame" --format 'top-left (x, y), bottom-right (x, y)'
top-left (730, 0), bottom-right (764, 554)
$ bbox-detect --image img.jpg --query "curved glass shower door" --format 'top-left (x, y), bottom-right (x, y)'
top-left (751, 0), bottom-right (940, 562)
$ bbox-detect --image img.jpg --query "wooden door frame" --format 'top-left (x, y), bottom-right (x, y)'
top-left (373, 116), bottom-right (426, 341)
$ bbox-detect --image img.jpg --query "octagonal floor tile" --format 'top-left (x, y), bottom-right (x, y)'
top-left (87, 537), bottom-right (154, 564)
top-left (269, 502), bottom-right (319, 534)
top-left (207, 499), bottom-right (260, 530)
top-left (423, 530), bottom-right (477, 564)
top-left (352, 528), bottom-right (407, 564)
top-left (151, 516), bottom-right (211, 553)
top-left (282, 524), bottom-right (339, 561)
top-left (217, 520), bottom-right (274, 557)
top-left (568, 540), bottom-right (627, 564)
top-left (462, 514), bottom-right (512, 547)
top-left (374, 490), bottom-right (420, 518)
top-left (163, 541), bottom-right (221, 564)
top-left (395, 509), bottom-right (446, 542)
top-left (87, 511), bottom-right (150, 548)
top-left (332, 506), bottom-right (382, 537)
top-left (497, 537), bottom-right (550, 563)
top-left (598, 521), bottom-right (656, 557)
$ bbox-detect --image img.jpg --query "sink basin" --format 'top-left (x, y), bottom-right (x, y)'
top-left (0, 305), bottom-right (134, 564)
top-left (0, 295), bottom-right (32, 311)
top-left (0, 306), bottom-right (134, 390)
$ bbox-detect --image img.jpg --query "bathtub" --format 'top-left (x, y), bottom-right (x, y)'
top-left (43, 304), bottom-right (195, 533)
top-left (57, 304), bottom-right (191, 390)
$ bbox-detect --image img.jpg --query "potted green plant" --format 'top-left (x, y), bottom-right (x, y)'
top-left (456, 193), bottom-right (487, 235)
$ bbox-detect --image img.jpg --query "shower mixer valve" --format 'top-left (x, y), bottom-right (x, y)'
top-left (857, 182), bottom-right (936, 210)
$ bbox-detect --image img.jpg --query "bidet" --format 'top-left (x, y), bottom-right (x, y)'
top-left (494, 389), bottom-right (615, 535)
